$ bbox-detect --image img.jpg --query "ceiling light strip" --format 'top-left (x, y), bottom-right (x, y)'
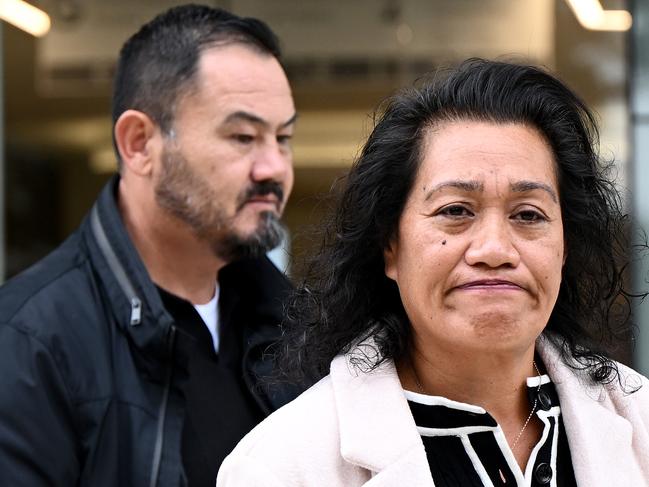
top-left (0, 0), bottom-right (50, 37)
top-left (565, 0), bottom-right (632, 31)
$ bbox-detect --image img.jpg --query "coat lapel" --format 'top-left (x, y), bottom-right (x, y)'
top-left (330, 337), bottom-right (648, 487)
top-left (330, 350), bottom-right (434, 485)
top-left (537, 336), bottom-right (647, 486)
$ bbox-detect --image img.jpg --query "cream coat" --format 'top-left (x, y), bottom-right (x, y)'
top-left (217, 335), bottom-right (649, 486)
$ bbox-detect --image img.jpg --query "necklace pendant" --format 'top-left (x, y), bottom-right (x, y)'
top-left (499, 468), bottom-right (507, 483)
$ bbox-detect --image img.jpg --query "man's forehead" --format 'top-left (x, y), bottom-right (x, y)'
top-left (223, 110), bottom-right (298, 129)
top-left (191, 44), bottom-right (292, 102)
top-left (172, 43), bottom-right (294, 127)
top-left (196, 43), bottom-right (287, 88)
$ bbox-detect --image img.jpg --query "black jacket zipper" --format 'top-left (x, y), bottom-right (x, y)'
top-left (91, 205), bottom-right (174, 486)
top-left (148, 325), bottom-right (176, 487)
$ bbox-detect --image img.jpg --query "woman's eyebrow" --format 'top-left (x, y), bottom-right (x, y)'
top-left (510, 180), bottom-right (558, 203)
top-left (424, 180), bottom-right (483, 201)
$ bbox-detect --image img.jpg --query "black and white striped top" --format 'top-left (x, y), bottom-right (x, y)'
top-left (405, 375), bottom-right (577, 486)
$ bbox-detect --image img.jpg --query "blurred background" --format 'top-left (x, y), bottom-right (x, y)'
top-left (2, 0), bottom-right (649, 371)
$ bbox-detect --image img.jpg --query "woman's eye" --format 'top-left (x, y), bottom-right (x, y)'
top-left (438, 205), bottom-right (472, 217)
top-left (514, 210), bottom-right (546, 222)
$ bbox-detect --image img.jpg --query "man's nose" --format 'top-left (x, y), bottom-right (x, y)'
top-left (251, 139), bottom-right (292, 183)
top-left (464, 214), bottom-right (520, 268)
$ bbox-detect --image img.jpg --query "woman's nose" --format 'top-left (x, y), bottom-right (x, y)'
top-left (464, 215), bottom-right (520, 268)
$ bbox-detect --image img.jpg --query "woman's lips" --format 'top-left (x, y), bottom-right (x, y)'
top-left (455, 279), bottom-right (524, 291)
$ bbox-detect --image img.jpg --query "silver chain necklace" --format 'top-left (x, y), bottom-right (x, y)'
top-left (511, 360), bottom-right (542, 450)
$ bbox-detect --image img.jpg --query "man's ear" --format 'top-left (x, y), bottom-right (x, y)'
top-left (384, 240), bottom-right (398, 282)
top-left (114, 110), bottom-right (160, 177)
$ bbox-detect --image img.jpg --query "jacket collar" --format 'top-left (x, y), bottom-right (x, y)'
top-left (329, 344), bottom-right (433, 483)
top-left (536, 335), bottom-right (643, 487)
top-left (83, 176), bottom-right (175, 373)
top-left (331, 335), bottom-right (645, 486)
top-left (219, 256), bottom-right (296, 412)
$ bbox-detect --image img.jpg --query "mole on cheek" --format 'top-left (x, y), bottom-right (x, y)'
top-left (441, 240), bottom-right (447, 245)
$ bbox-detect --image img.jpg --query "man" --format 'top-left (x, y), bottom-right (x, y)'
top-left (0, 4), bottom-right (300, 486)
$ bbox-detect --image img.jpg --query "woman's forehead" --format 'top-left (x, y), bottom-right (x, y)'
top-left (415, 120), bottom-right (559, 191)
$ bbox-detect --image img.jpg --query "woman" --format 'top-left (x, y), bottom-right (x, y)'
top-left (217, 59), bottom-right (649, 486)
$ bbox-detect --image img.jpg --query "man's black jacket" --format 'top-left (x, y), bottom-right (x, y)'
top-left (0, 176), bottom-right (299, 486)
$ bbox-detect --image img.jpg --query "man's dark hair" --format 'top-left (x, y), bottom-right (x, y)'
top-left (111, 3), bottom-right (281, 166)
top-left (280, 58), bottom-right (646, 386)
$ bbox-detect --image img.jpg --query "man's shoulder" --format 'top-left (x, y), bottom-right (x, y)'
top-left (0, 224), bottom-right (126, 405)
top-left (0, 230), bottom-right (95, 333)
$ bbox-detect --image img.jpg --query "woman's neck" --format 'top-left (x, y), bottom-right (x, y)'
top-left (408, 346), bottom-right (535, 408)
top-left (399, 342), bottom-right (543, 470)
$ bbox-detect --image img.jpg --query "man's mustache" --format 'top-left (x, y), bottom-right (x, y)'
top-left (237, 181), bottom-right (284, 210)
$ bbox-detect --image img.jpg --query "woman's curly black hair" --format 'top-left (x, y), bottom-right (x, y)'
top-left (280, 58), bottom-right (646, 385)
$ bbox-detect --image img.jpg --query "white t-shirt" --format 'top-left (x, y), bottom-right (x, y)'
top-left (193, 285), bottom-right (220, 353)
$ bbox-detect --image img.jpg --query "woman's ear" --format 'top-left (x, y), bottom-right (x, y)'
top-left (114, 109), bottom-right (160, 177)
top-left (384, 240), bottom-right (398, 281)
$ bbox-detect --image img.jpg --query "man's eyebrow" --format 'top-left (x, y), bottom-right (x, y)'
top-left (223, 111), bottom-right (298, 129)
top-left (281, 113), bottom-right (298, 128)
top-left (510, 181), bottom-right (558, 203)
top-left (424, 180), bottom-right (483, 201)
